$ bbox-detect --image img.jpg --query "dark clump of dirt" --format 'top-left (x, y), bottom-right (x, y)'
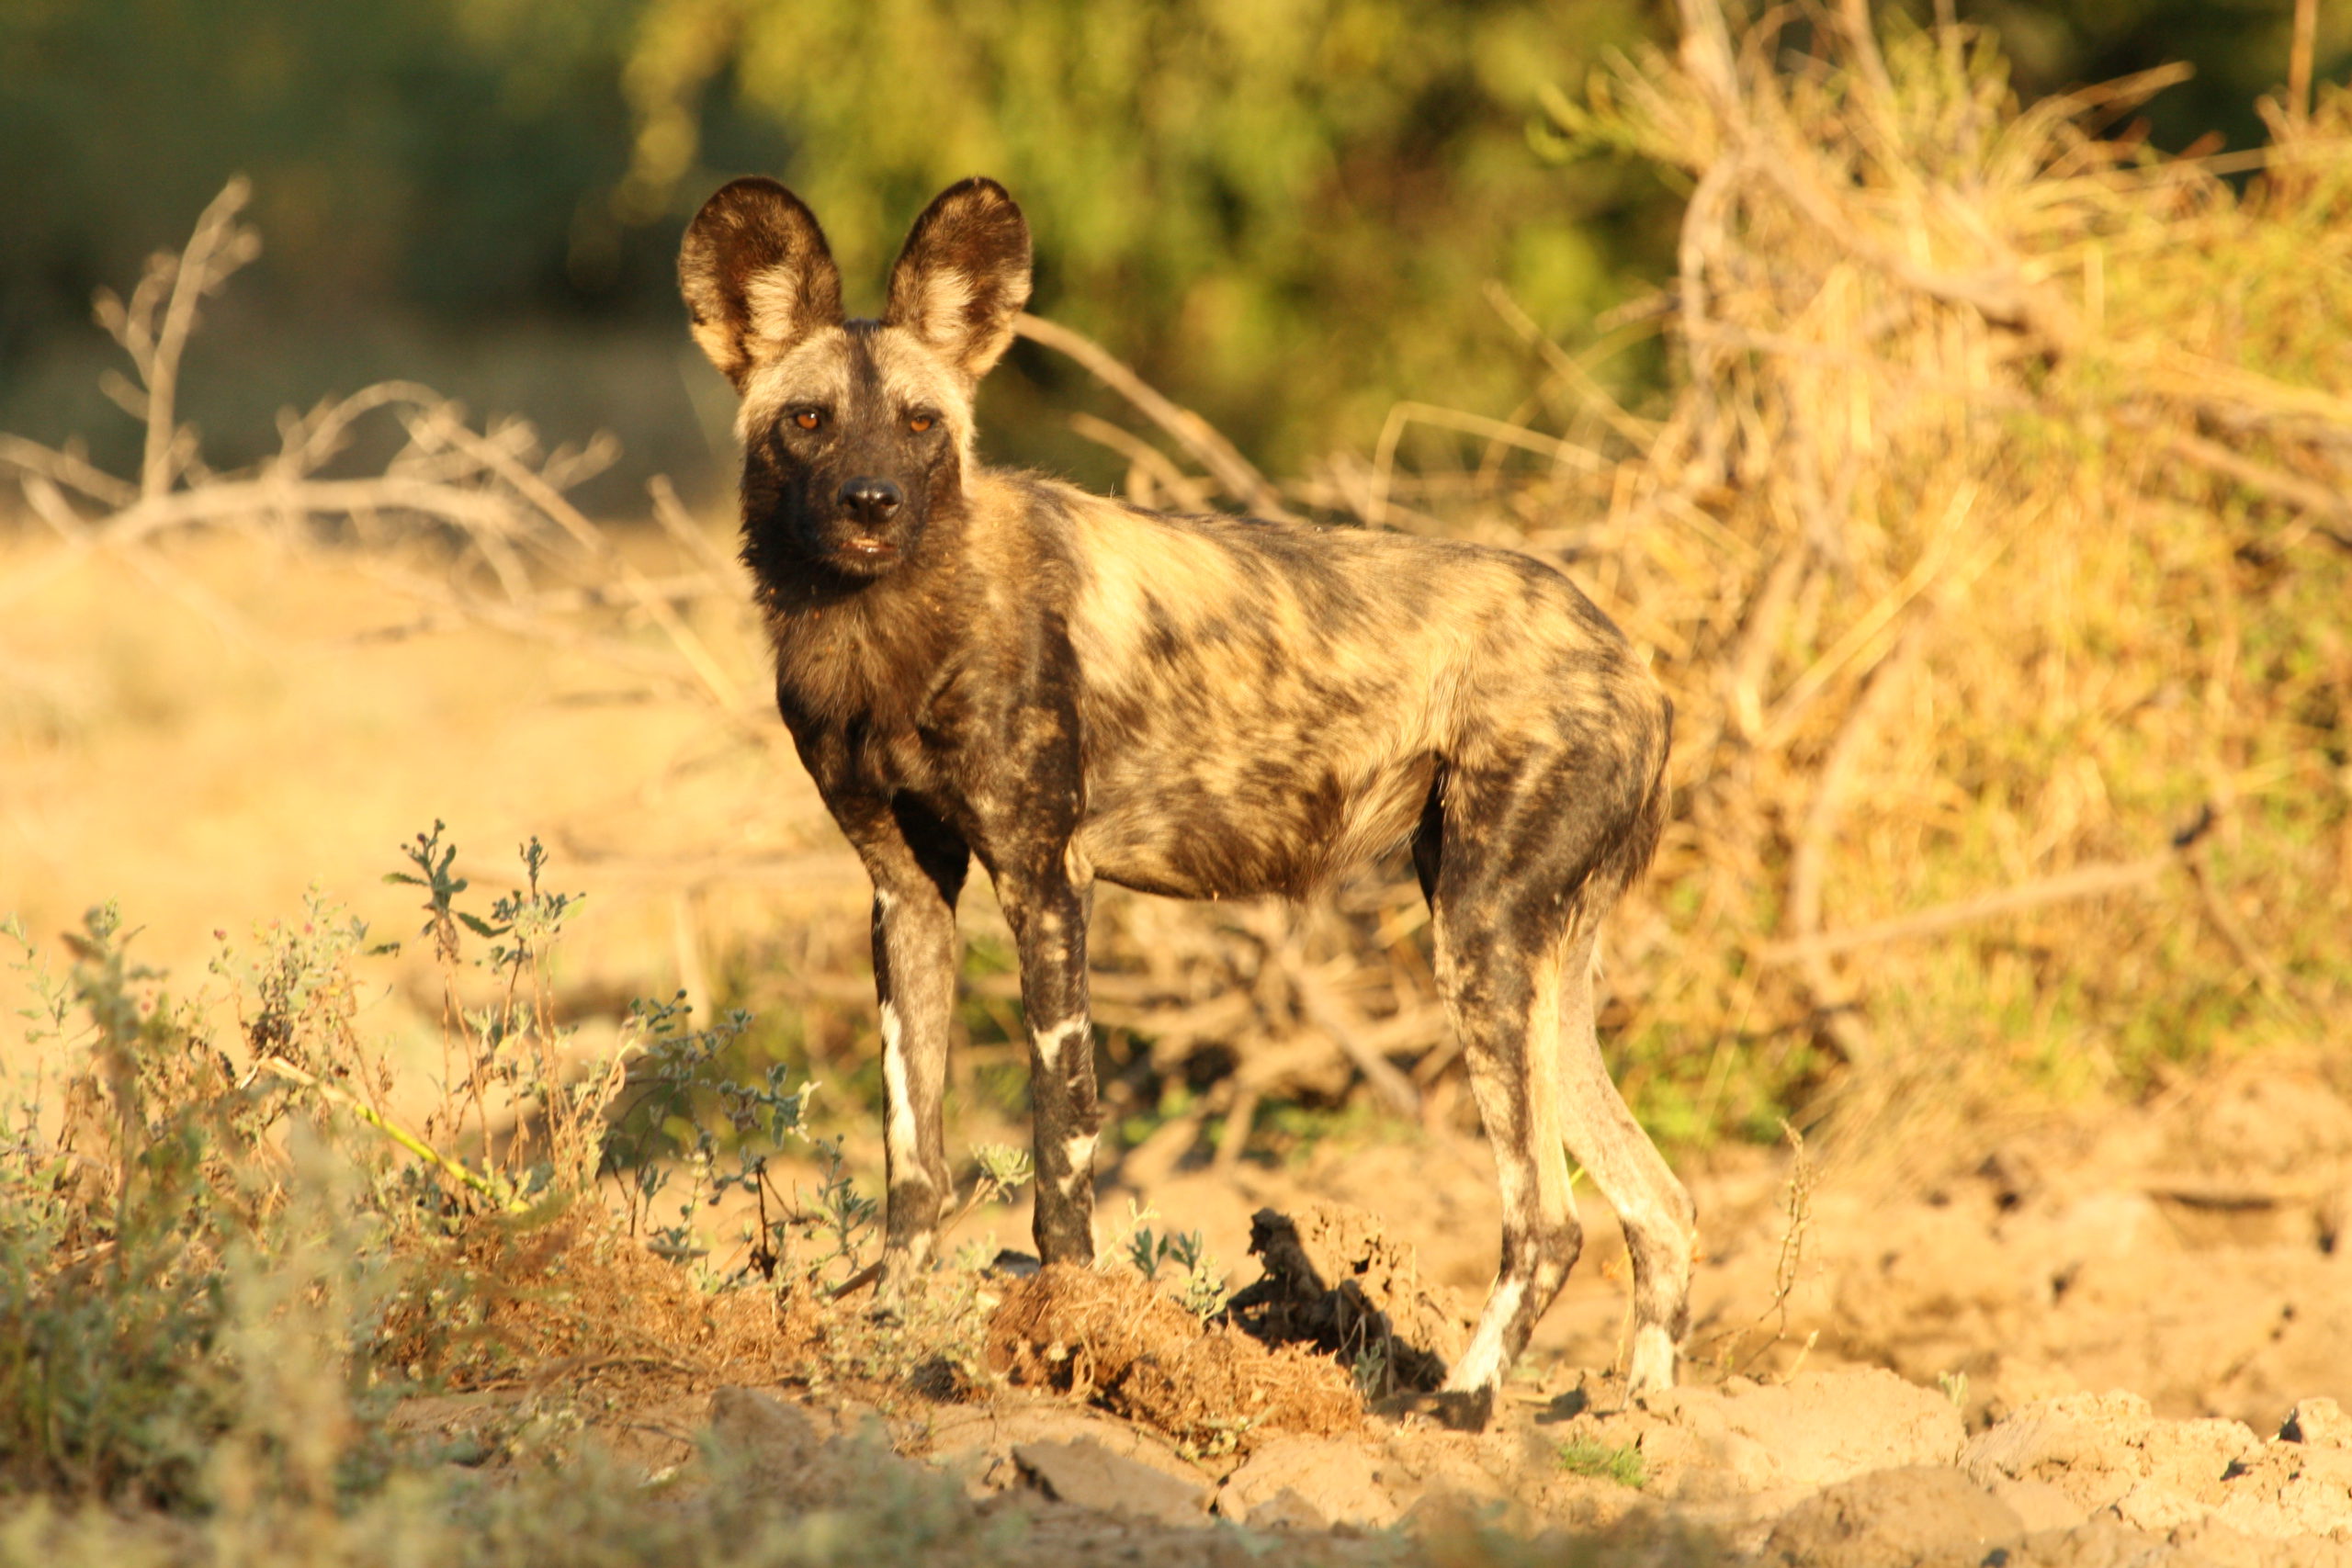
top-left (1224, 1202), bottom-right (1470, 1393)
top-left (984, 1263), bottom-right (1361, 1448)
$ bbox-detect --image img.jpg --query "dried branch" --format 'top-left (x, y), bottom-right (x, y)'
top-left (1781, 631), bottom-right (1922, 1069)
top-left (1013, 311), bottom-right (1296, 520)
top-left (1067, 412), bottom-right (1213, 513)
top-left (1760, 812), bottom-right (2217, 966)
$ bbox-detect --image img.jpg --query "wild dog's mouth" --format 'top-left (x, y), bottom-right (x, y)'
top-left (830, 534), bottom-right (901, 573)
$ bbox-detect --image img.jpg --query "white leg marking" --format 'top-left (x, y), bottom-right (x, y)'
top-left (1627, 1324), bottom-right (1677, 1394)
top-left (879, 1002), bottom-right (927, 1193)
top-left (1059, 1131), bottom-right (1098, 1195)
top-left (1032, 1017), bottom-right (1088, 1074)
top-left (1446, 1278), bottom-right (1525, 1393)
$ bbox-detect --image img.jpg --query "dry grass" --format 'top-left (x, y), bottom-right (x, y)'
top-left (1488, 0), bottom-right (2352, 1167)
top-left (983, 1263), bottom-right (1363, 1452)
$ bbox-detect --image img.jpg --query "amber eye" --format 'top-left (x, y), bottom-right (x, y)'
top-left (793, 408), bottom-right (823, 432)
top-left (907, 413), bottom-right (935, 434)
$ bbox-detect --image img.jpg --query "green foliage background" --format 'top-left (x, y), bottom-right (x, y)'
top-left (5, 1), bottom-right (2341, 493)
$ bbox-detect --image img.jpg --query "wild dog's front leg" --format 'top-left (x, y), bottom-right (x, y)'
top-left (994, 860), bottom-right (1099, 1266)
top-left (842, 806), bottom-right (969, 1298)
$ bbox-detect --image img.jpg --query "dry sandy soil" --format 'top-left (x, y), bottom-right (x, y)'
top-left (7, 533), bottom-right (2351, 1564)
top-left (393, 1063), bottom-right (2352, 1568)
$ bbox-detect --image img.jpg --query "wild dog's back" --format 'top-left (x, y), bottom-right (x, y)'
top-left (990, 472), bottom-right (1661, 902)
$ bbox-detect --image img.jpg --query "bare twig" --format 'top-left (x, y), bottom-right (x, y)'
top-left (1481, 282), bottom-right (1659, 448)
top-left (137, 177), bottom-right (261, 501)
top-left (1782, 630), bottom-right (1923, 1070)
top-left (0, 434), bottom-right (138, 509)
top-left (1013, 311), bottom-right (1296, 520)
top-left (649, 474), bottom-right (744, 580)
top-left (2289, 0), bottom-right (2318, 130)
top-left (414, 410), bottom-right (748, 713)
top-left (1289, 961), bottom-right (1424, 1120)
top-left (1367, 402), bottom-right (1606, 530)
top-left (1067, 412), bottom-right (1213, 512)
top-left (2183, 841), bottom-right (2328, 1021)
top-left (1761, 812), bottom-right (2218, 965)
top-left (2160, 427), bottom-right (2352, 536)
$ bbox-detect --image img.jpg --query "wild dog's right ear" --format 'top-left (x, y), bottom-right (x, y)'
top-left (884, 177), bottom-right (1032, 386)
top-left (679, 178), bottom-right (843, 391)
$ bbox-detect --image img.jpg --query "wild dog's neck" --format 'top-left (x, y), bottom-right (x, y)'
top-left (751, 499), bottom-right (979, 735)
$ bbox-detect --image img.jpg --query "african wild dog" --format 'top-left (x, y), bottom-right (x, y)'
top-left (678, 175), bottom-right (1695, 1404)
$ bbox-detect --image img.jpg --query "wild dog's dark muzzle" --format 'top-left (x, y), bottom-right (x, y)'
top-left (831, 476), bottom-right (908, 569)
top-left (839, 477), bottom-right (902, 525)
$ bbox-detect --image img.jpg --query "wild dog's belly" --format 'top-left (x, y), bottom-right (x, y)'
top-left (1075, 714), bottom-right (1440, 901)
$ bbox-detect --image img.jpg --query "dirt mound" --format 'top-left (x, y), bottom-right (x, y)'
top-left (1965, 1391), bottom-right (2352, 1544)
top-left (1761, 1466), bottom-right (2024, 1568)
top-left (1224, 1203), bottom-right (1471, 1393)
top-left (984, 1263), bottom-right (1361, 1448)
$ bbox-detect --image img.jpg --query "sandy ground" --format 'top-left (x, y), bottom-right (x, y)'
top-left (577, 1060), bottom-right (2349, 1565)
top-left (383, 1066), bottom-right (2352, 1565)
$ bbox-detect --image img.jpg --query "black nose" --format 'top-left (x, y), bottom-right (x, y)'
top-left (838, 478), bottom-right (902, 525)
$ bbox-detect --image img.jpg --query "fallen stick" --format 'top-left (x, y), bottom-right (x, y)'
top-left (1761, 809), bottom-right (2215, 965)
top-left (1013, 311), bottom-right (1296, 520)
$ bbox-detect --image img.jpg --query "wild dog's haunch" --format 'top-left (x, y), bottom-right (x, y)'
top-left (679, 175), bottom-right (1695, 1405)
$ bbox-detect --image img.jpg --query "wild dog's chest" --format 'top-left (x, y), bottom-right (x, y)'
top-left (775, 615), bottom-right (1084, 838)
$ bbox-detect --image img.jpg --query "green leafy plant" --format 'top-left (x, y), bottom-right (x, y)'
top-left (606, 991), bottom-right (810, 1281)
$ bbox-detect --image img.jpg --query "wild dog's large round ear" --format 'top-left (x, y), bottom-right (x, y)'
top-left (883, 177), bottom-right (1033, 387)
top-left (679, 177), bottom-right (844, 392)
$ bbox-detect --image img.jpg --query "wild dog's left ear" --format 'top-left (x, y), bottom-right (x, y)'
top-left (884, 178), bottom-right (1032, 386)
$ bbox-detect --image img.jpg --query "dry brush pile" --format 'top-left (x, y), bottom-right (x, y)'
top-left (1555, 0), bottom-right (2352, 1153)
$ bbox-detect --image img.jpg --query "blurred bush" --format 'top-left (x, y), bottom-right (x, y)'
top-left (6, 2), bottom-right (2346, 489)
top-left (616, 0), bottom-right (1672, 471)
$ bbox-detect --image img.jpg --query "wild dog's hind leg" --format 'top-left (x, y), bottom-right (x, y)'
top-left (1555, 925), bottom-right (1694, 1393)
top-left (845, 800), bottom-right (969, 1302)
top-left (1430, 872), bottom-right (1585, 1406)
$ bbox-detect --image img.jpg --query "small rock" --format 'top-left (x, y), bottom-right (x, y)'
top-left (1241, 1487), bottom-right (1329, 1530)
top-left (1985, 1474), bottom-right (2089, 1533)
top-left (2108, 1478), bottom-right (2211, 1533)
top-left (710, 1385), bottom-right (820, 1471)
top-left (2211, 1442), bottom-right (2352, 1543)
top-left (2141, 1417), bottom-right (2262, 1502)
top-left (1012, 1438), bottom-right (1212, 1529)
top-left (1963, 1393), bottom-right (2152, 1514)
top-left (919, 1396), bottom-right (1206, 1494)
top-left (2283, 1398), bottom-right (2352, 1450)
top-left (1217, 1434), bottom-right (1400, 1529)
top-left (1761, 1466), bottom-right (2023, 1568)
top-left (1635, 1370), bottom-right (1965, 1498)
top-left (708, 1386), bottom-right (935, 1513)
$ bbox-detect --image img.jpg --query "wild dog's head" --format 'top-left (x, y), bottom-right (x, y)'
top-left (679, 177), bottom-right (1031, 581)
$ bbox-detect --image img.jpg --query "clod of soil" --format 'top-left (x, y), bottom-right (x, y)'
top-left (1224, 1202), bottom-right (1471, 1393)
top-left (984, 1263), bottom-right (1361, 1448)
top-left (1761, 1466), bottom-right (2025, 1568)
